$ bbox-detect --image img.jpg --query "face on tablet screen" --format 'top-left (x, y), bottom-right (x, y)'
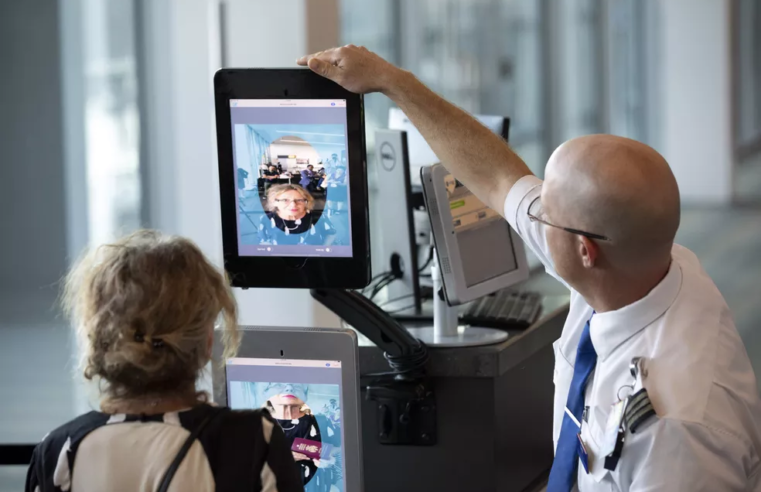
top-left (227, 358), bottom-right (345, 491)
top-left (230, 99), bottom-right (352, 257)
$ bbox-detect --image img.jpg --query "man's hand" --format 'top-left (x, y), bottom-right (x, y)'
top-left (296, 45), bottom-right (405, 95)
top-left (298, 46), bottom-right (533, 216)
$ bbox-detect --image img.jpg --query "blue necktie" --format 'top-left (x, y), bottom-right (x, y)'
top-left (547, 318), bottom-right (598, 492)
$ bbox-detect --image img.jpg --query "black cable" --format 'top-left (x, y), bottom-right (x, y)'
top-left (364, 340), bottom-right (430, 380)
top-left (385, 302), bottom-right (417, 315)
top-left (362, 271), bottom-right (394, 296)
top-left (365, 271), bottom-right (392, 289)
top-left (378, 292), bottom-right (415, 308)
top-left (384, 341), bottom-right (429, 376)
top-left (418, 246), bottom-right (434, 273)
top-left (369, 274), bottom-right (396, 301)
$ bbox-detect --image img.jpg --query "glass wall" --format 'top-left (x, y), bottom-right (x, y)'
top-left (340, 0), bottom-right (652, 173)
top-left (735, 0), bottom-right (761, 152)
top-left (606, 0), bottom-right (650, 143)
top-left (340, 0), bottom-right (400, 152)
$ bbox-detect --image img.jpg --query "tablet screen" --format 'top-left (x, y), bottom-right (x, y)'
top-left (230, 99), bottom-right (352, 257)
top-left (444, 173), bottom-right (518, 287)
top-left (226, 357), bottom-right (345, 491)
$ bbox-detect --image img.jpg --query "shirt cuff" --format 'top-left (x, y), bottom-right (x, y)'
top-left (503, 175), bottom-right (543, 232)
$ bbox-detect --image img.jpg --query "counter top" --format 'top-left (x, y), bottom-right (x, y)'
top-left (354, 270), bottom-right (570, 378)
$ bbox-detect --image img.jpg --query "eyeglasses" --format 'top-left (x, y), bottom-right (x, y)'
top-left (527, 196), bottom-right (611, 242)
top-left (275, 198), bottom-right (308, 205)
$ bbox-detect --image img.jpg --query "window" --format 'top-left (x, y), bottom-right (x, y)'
top-left (82, 0), bottom-right (143, 244)
top-left (341, 0), bottom-right (653, 175)
top-left (735, 0), bottom-right (761, 154)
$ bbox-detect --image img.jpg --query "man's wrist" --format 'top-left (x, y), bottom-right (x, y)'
top-left (380, 68), bottom-right (417, 102)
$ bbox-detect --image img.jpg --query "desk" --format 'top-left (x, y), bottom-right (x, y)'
top-left (355, 271), bottom-right (569, 492)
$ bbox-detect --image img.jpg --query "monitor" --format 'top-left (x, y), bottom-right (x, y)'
top-left (372, 129), bottom-right (421, 310)
top-left (212, 327), bottom-right (363, 492)
top-left (421, 163), bottom-right (529, 305)
top-left (388, 107), bottom-right (510, 186)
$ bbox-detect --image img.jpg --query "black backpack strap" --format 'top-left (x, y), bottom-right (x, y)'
top-left (157, 409), bottom-right (222, 492)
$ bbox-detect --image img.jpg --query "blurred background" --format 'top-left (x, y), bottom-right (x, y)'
top-left (1, 0), bottom-right (760, 489)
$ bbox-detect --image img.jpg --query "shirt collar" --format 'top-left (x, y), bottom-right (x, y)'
top-left (590, 259), bottom-right (683, 361)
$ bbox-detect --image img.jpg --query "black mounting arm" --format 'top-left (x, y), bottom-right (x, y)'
top-left (309, 288), bottom-right (421, 358)
top-left (310, 288), bottom-right (437, 446)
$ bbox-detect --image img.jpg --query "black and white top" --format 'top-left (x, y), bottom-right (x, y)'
top-left (276, 415), bottom-right (321, 485)
top-left (25, 404), bottom-right (304, 492)
top-left (258, 212), bottom-right (336, 246)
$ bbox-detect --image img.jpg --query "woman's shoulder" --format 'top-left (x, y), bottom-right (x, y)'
top-left (36, 411), bottom-right (110, 450)
top-left (29, 410), bottom-right (112, 485)
top-left (194, 406), bottom-right (280, 443)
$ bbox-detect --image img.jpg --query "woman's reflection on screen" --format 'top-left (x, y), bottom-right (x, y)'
top-left (258, 184), bottom-right (336, 246)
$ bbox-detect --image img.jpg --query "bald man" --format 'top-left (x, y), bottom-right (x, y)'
top-left (298, 47), bottom-right (761, 491)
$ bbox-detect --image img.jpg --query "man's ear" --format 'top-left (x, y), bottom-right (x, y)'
top-left (578, 236), bottom-right (598, 269)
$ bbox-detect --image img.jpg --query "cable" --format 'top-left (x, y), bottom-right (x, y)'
top-left (363, 340), bottom-right (430, 380)
top-left (377, 293), bottom-right (416, 308)
top-left (418, 246), bottom-right (434, 273)
top-left (370, 273), bottom-right (398, 299)
top-left (361, 271), bottom-right (394, 298)
top-left (384, 341), bottom-right (429, 377)
top-left (365, 271), bottom-right (392, 290)
top-left (385, 302), bottom-right (417, 315)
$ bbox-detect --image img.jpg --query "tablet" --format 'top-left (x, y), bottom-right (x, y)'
top-left (214, 69), bottom-right (370, 289)
top-left (212, 327), bottom-right (363, 492)
top-left (421, 163), bottom-right (529, 305)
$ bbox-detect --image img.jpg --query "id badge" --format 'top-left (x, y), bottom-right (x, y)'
top-left (601, 399), bottom-right (627, 457)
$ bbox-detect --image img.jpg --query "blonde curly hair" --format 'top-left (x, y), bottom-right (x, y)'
top-left (62, 230), bottom-right (240, 405)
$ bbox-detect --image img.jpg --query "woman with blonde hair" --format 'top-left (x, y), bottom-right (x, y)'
top-left (258, 184), bottom-right (336, 246)
top-left (25, 230), bottom-right (303, 492)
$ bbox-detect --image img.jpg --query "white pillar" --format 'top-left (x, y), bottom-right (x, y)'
top-left (659, 0), bottom-right (733, 203)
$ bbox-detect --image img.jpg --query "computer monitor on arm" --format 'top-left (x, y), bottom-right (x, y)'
top-left (409, 163), bottom-right (531, 347)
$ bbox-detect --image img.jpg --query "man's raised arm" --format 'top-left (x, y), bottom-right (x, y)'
top-left (297, 45), bottom-right (533, 215)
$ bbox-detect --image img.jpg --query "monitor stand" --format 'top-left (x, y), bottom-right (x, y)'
top-left (405, 253), bottom-right (509, 348)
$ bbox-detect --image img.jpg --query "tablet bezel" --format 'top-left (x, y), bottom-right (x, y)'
top-left (421, 163), bottom-right (530, 305)
top-left (211, 326), bottom-right (363, 492)
top-left (214, 68), bottom-right (370, 289)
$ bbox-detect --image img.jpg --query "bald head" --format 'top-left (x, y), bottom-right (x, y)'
top-left (543, 135), bottom-right (680, 269)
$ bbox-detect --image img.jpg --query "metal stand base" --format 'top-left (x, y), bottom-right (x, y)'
top-left (406, 325), bottom-right (508, 348)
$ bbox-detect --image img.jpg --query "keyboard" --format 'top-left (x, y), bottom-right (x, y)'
top-left (460, 291), bottom-right (542, 329)
top-left (390, 290), bottom-right (542, 330)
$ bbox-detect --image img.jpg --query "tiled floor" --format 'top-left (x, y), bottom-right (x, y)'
top-left (2, 160), bottom-right (761, 491)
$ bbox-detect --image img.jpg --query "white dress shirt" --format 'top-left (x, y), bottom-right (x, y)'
top-left (505, 175), bottom-right (761, 492)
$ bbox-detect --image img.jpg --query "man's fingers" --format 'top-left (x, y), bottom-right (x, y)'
top-left (296, 51), bottom-right (323, 66)
top-left (307, 58), bottom-right (340, 81)
top-left (297, 47), bottom-right (340, 65)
